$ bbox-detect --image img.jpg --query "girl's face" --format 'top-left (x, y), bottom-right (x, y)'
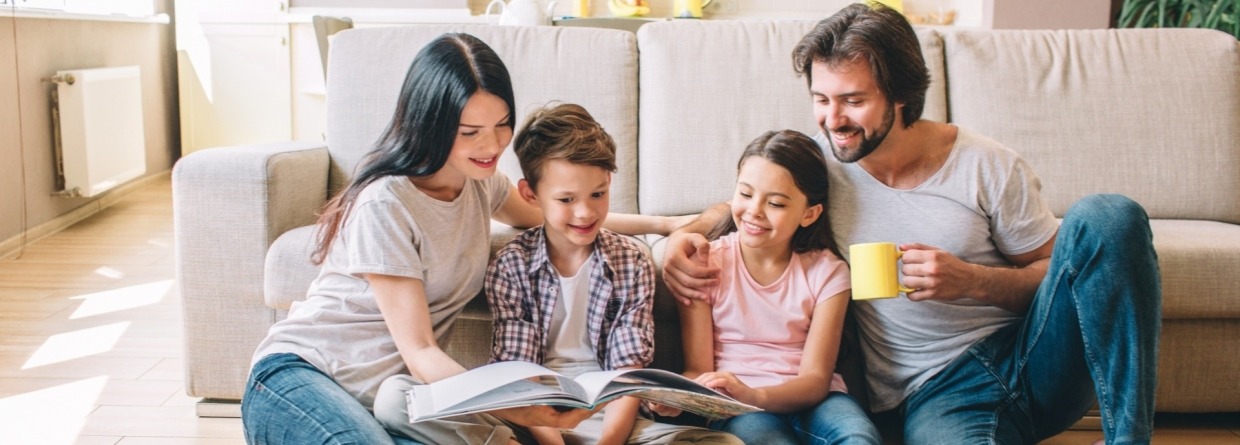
top-left (442, 91), bottom-right (514, 182)
top-left (731, 156), bottom-right (822, 252)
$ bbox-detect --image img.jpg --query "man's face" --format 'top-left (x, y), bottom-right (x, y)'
top-left (810, 60), bottom-right (898, 163)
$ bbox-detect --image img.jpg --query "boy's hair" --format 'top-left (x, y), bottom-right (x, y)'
top-left (792, 2), bottom-right (930, 128)
top-left (709, 130), bottom-right (842, 259)
top-left (513, 103), bottom-right (617, 190)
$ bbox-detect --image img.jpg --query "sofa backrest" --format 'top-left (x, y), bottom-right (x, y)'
top-left (942, 28), bottom-right (1240, 223)
top-left (636, 20), bottom-right (947, 216)
top-left (326, 25), bottom-right (641, 214)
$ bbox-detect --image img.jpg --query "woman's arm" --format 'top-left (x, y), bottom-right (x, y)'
top-left (367, 273), bottom-right (468, 382)
top-left (492, 182), bottom-right (543, 229)
top-left (746, 290), bottom-right (849, 413)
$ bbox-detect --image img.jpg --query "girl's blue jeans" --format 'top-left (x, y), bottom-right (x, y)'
top-left (241, 353), bottom-right (423, 445)
top-left (900, 194), bottom-right (1162, 445)
top-left (709, 391), bottom-right (881, 444)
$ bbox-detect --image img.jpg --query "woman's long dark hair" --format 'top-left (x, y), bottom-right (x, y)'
top-left (708, 130), bottom-right (842, 259)
top-left (312, 33), bottom-right (515, 264)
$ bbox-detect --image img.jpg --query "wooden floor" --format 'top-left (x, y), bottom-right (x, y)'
top-left (0, 175), bottom-right (1236, 444)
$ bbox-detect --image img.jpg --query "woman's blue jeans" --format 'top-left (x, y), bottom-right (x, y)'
top-left (709, 391), bottom-right (881, 444)
top-left (241, 353), bottom-right (423, 445)
top-left (900, 194), bottom-right (1162, 445)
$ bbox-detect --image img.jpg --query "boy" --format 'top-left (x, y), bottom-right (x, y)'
top-left (488, 103), bottom-right (741, 445)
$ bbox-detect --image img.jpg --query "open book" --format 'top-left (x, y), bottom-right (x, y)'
top-left (406, 361), bottom-right (761, 422)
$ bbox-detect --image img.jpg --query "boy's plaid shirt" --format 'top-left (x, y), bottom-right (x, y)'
top-left (484, 227), bottom-right (655, 370)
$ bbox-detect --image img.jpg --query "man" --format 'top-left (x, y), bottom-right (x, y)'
top-left (661, 3), bottom-right (1162, 444)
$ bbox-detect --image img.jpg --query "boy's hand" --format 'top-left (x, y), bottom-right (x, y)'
top-left (643, 400), bottom-right (683, 418)
top-left (662, 231), bottom-right (719, 305)
top-left (494, 405), bottom-right (595, 429)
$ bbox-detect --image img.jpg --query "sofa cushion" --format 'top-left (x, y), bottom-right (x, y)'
top-left (1151, 220), bottom-right (1240, 319)
top-left (636, 20), bottom-right (947, 216)
top-left (942, 29), bottom-right (1240, 223)
top-left (326, 25), bottom-right (641, 214)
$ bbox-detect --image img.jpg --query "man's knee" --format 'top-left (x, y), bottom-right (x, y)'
top-left (1063, 194), bottom-right (1151, 237)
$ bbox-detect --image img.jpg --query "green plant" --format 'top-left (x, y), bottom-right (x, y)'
top-left (1118, 0), bottom-right (1240, 38)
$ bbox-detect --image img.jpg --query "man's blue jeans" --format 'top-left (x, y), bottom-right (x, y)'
top-left (900, 194), bottom-right (1162, 445)
top-left (709, 391), bottom-right (881, 444)
top-left (241, 353), bottom-right (423, 445)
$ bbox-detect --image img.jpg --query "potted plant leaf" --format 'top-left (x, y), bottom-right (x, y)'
top-left (1118, 0), bottom-right (1239, 38)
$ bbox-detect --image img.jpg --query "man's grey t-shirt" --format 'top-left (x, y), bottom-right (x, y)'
top-left (252, 173), bottom-right (510, 408)
top-left (817, 128), bottom-right (1059, 411)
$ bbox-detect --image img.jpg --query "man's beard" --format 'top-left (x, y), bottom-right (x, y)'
top-left (827, 104), bottom-right (895, 163)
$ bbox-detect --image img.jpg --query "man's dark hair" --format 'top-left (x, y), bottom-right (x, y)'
top-left (792, 2), bottom-right (930, 128)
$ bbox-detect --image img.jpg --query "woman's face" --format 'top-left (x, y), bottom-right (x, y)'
top-left (442, 91), bottom-right (513, 182)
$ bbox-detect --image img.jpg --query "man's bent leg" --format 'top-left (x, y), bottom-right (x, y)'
top-left (1018, 194), bottom-right (1161, 444)
top-left (242, 353), bottom-right (398, 445)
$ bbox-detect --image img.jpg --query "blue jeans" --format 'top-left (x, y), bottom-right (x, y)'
top-left (901, 194), bottom-right (1161, 445)
top-left (709, 391), bottom-right (881, 444)
top-left (241, 353), bottom-right (423, 445)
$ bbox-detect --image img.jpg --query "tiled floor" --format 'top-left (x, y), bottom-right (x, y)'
top-left (0, 175), bottom-right (1236, 444)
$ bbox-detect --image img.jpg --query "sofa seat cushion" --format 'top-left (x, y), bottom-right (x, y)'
top-left (1151, 220), bottom-right (1240, 319)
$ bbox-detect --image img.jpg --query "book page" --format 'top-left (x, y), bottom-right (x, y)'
top-left (571, 368), bottom-right (760, 419)
top-left (416, 361), bottom-right (567, 414)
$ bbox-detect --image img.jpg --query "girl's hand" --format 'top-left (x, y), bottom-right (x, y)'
top-left (642, 401), bottom-right (682, 418)
top-left (694, 371), bottom-right (756, 405)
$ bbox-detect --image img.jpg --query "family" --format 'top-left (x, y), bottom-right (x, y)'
top-left (239, 3), bottom-right (1162, 445)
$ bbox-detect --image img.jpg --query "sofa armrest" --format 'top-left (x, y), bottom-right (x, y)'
top-left (172, 141), bottom-right (329, 400)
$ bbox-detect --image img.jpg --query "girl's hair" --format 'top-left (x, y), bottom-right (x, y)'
top-left (791, 2), bottom-right (929, 129)
top-left (708, 130), bottom-right (842, 258)
top-left (513, 103), bottom-right (617, 191)
top-left (312, 33), bottom-right (515, 264)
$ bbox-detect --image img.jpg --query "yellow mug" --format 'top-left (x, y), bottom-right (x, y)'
top-left (849, 242), bottom-right (915, 300)
top-left (673, 0), bottom-right (713, 18)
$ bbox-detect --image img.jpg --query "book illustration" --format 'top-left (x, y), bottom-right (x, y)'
top-left (406, 360), bottom-right (760, 422)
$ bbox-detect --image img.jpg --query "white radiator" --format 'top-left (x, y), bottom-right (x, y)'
top-left (53, 66), bottom-right (147, 198)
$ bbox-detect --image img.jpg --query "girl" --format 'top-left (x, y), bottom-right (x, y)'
top-left (654, 130), bottom-right (881, 444)
top-left (241, 33), bottom-right (672, 445)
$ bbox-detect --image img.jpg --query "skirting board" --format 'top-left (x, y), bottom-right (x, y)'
top-left (0, 170), bottom-right (171, 260)
top-left (197, 398), bottom-right (242, 418)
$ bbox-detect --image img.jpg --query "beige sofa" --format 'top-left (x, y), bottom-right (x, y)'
top-left (172, 21), bottom-right (1240, 416)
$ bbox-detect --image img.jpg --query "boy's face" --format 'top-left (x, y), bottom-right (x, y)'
top-left (520, 159), bottom-right (611, 252)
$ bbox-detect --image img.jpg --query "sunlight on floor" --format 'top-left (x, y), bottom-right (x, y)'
top-left (22, 322), bottom-right (130, 369)
top-left (93, 266), bottom-right (125, 279)
top-left (69, 279), bottom-right (173, 319)
top-left (0, 376), bottom-right (106, 444)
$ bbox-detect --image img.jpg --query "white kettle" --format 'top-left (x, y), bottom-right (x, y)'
top-left (486, 0), bottom-right (558, 26)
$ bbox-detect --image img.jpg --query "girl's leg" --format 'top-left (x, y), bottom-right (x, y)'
top-left (373, 374), bottom-right (523, 445)
top-left (242, 353), bottom-right (397, 444)
top-left (709, 412), bottom-right (798, 445)
top-left (795, 392), bottom-right (882, 445)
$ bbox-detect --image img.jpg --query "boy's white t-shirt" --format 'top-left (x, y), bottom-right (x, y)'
top-left (251, 173), bottom-right (510, 408)
top-left (544, 257), bottom-right (605, 378)
top-left (707, 233), bottom-right (851, 389)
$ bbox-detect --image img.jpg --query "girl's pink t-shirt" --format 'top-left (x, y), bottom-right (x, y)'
top-left (707, 233), bottom-right (851, 391)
